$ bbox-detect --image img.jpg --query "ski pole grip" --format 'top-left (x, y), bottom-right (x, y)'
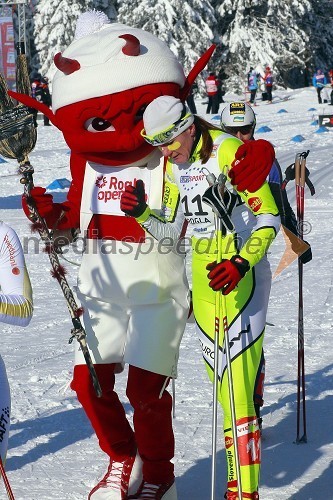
top-left (300, 157), bottom-right (306, 189)
top-left (295, 155), bottom-right (301, 185)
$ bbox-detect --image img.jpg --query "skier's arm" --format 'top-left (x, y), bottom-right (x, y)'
top-left (207, 139), bottom-right (280, 294)
top-left (0, 225), bottom-right (33, 327)
top-left (268, 159), bottom-right (297, 233)
top-left (218, 137), bottom-right (280, 266)
top-left (237, 183), bottom-right (280, 268)
top-left (269, 181), bottom-right (297, 233)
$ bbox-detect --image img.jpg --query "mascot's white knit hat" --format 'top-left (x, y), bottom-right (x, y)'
top-left (142, 96), bottom-right (194, 145)
top-left (52, 10), bottom-right (186, 112)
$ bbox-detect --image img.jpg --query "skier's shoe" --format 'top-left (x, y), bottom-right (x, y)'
top-left (127, 479), bottom-right (177, 499)
top-left (88, 452), bottom-right (142, 499)
top-left (225, 491), bottom-right (259, 499)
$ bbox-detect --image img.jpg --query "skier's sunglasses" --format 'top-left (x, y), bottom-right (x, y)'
top-left (141, 106), bottom-right (193, 146)
top-left (222, 124), bottom-right (254, 136)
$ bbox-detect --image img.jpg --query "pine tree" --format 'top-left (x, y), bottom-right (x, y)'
top-left (213, 0), bottom-right (313, 90)
top-left (28, 0), bottom-right (333, 93)
top-left (117, 0), bottom-right (216, 88)
top-left (33, 0), bottom-right (91, 82)
top-left (91, 0), bottom-right (117, 21)
top-left (306, 0), bottom-right (333, 73)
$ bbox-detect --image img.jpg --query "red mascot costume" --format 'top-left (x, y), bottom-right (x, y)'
top-left (11, 10), bottom-right (274, 500)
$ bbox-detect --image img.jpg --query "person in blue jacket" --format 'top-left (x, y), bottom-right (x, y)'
top-left (247, 69), bottom-right (258, 104)
top-left (312, 69), bottom-right (327, 104)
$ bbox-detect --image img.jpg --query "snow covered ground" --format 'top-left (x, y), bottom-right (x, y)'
top-left (0, 87), bottom-right (332, 499)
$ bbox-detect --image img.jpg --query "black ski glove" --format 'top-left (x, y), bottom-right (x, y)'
top-left (300, 243), bottom-right (312, 264)
top-left (282, 163), bottom-right (315, 196)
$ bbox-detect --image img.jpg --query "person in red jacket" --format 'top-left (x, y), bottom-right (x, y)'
top-left (263, 67), bottom-right (273, 103)
top-left (205, 72), bottom-right (220, 114)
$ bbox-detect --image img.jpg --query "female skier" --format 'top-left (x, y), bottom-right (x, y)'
top-left (120, 96), bottom-right (280, 499)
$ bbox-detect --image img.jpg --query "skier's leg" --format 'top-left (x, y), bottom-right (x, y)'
top-left (127, 365), bottom-right (174, 484)
top-left (192, 247), bottom-right (269, 497)
top-left (219, 263), bottom-right (269, 495)
top-left (254, 350), bottom-right (265, 427)
top-left (221, 333), bottom-right (263, 495)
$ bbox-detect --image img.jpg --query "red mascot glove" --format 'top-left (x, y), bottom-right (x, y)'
top-left (22, 187), bottom-right (75, 228)
top-left (207, 255), bottom-right (250, 295)
top-left (229, 139), bottom-right (275, 192)
top-left (120, 180), bottom-right (147, 218)
top-left (22, 187), bottom-right (54, 220)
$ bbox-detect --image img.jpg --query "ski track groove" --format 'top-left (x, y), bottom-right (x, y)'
top-left (9, 348), bottom-right (71, 371)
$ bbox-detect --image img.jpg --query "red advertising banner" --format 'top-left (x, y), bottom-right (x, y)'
top-left (0, 13), bottom-right (15, 90)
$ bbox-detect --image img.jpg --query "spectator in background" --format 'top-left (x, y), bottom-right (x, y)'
top-left (217, 76), bottom-right (225, 105)
top-left (205, 72), bottom-right (220, 114)
top-left (263, 66), bottom-right (273, 103)
top-left (328, 69), bottom-right (333, 105)
top-left (248, 69), bottom-right (259, 104)
top-left (31, 75), bottom-right (52, 126)
top-left (312, 69), bottom-right (327, 104)
top-left (247, 67), bottom-right (254, 86)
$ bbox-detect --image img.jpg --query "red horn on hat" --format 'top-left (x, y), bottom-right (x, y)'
top-left (119, 34), bottom-right (140, 56)
top-left (54, 52), bottom-right (81, 75)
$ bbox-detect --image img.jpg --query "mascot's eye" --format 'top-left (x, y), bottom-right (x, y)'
top-left (134, 105), bottom-right (147, 124)
top-left (84, 117), bottom-right (115, 133)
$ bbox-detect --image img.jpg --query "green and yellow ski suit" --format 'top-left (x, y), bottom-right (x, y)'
top-left (136, 130), bottom-right (280, 496)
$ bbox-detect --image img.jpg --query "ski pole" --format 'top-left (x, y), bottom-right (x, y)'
top-left (217, 228), bottom-right (243, 500)
top-left (0, 457), bottom-right (15, 500)
top-left (201, 169), bottom-right (222, 500)
top-left (295, 152), bottom-right (308, 444)
top-left (211, 213), bottom-right (222, 500)
top-left (202, 172), bottom-right (242, 500)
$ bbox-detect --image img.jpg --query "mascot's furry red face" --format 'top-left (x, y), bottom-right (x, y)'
top-left (54, 83), bottom-right (180, 165)
top-left (10, 15), bottom-right (214, 168)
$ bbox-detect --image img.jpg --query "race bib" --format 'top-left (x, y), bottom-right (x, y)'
top-left (90, 166), bottom-right (151, 216)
